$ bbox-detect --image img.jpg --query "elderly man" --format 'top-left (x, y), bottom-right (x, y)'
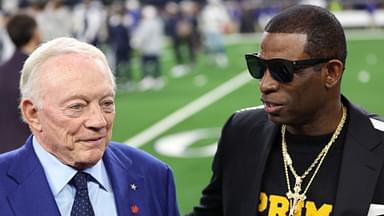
top-left (0, 37), bottom-right (180, 216)
top-left (187, 4), bottom-right (384, 216)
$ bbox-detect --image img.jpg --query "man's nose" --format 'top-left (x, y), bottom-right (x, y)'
top-left (259, 69), bottom-right (279, 94)
top-left (84, 105), bottom-right (107, 130)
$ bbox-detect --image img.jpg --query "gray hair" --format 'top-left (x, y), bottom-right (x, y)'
top-left (20, 37), bottom-right (116, 108)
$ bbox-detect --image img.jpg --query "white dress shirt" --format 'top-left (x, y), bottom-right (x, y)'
top-left (33, 136), bottom-right (117, 216)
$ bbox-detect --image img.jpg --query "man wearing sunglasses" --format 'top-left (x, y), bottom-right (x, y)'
top-left (187, 4), bottom-right (384, 216)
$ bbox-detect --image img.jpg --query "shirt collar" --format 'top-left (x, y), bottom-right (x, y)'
top-left (32, 136), bottom-right (112, 196)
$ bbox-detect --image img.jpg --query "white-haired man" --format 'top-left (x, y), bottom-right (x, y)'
top-left (0, 37), bottom-right (180, 216)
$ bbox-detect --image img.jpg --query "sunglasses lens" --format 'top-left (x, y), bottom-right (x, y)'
top-left (245, 55), bottom-right (265, 79)
top-left (245, 55), bottom-right (296, 83)
top-left (269, 61), bottom-right (294, 83)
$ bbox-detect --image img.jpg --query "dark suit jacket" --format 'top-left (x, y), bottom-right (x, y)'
top-left (189, 97), bottom-right (384, 216)
top-left (0, 137), bottom-right (180, 216)
top-left (0, 49), bottom-right (31, 153)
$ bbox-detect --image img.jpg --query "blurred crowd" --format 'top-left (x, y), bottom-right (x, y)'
top-left (1, 0), bottom-right (384, 91)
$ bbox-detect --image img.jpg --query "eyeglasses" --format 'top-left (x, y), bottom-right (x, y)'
top-left (245, 53), bottom-right (331, 83)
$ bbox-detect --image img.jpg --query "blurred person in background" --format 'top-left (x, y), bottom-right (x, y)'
top-left (131, 5), bottom-right (164, 91)
top-left (72, 0), bottom-right (106, 46)
top-left (238, 1), bottom-right (256, 33)
top-left (0, 11), bottom-right (15, 64)
top-left (165, 1), bottom-right (199, 78)
top-left (187, 4), bottom-right (384, 216)
top-left (108, 1), bottom-right (133, 90)
top-left (1, 0), bottom-right (19, 14)
top-left (125, 0), bottom-right (141, 31)
top-left (34, 0), bottom-right (72, 42)
top-left (0, 13), bottom-right (40, 153)
top-left (0, 37), bottom-right (180, 215)
top-left (200, 0), bottom-right (230, 68)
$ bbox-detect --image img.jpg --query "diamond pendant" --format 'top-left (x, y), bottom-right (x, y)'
top-left (286, 177), bottom-right (306, 216)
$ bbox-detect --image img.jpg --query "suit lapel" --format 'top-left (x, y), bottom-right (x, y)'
top-left (333, 104), bottom-right (384, 215)
top-left (7, 137), bottom-right (60, 216)
top-left (103, 146), bottom-right (146, 216)
top-left (253, 121), bottom-right (279, 195)
top-left (244, 120), bottom-right (279, 216)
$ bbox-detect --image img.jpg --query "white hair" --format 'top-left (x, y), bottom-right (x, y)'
top-left (20, 37), bottom-right (116, 109)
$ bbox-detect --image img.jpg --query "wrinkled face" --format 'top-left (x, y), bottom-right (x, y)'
top-left (259, 32), bottom-right (328, 125)
top-left (35, 53), bottom-right (115, 169)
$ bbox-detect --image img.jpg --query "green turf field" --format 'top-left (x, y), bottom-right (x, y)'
top-left (112, 29), bottom-right (384, 214)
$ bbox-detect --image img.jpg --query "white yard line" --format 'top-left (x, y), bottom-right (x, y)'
top-left (124, 71), bottom-right (252, 147)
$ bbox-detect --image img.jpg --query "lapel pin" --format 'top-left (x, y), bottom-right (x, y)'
top-left (130, 204), bottom-right (139, 214)
top-left (130, 183), bottom-right (137, 191)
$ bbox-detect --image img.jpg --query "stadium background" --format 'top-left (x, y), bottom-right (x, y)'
top-left (112, 29), bottom-right (384, 213)
top-left (1, 0), bottom-right (384, 214)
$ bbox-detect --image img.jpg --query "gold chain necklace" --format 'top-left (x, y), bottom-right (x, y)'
top-left (281, 106), bottom-right (347, 216)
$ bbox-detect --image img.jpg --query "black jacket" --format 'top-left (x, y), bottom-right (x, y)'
top-left (189, 96), bottom-right (384, 216)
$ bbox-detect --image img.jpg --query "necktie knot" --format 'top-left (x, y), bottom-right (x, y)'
top-left (71, 172), bottom-right (89, 191)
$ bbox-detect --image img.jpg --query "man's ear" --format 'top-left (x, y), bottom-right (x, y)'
top-left (20, 99), bottom-right (42, 132)
top-left (32, 29), bottom-right (41, 47)
top-left (324, 59), bottom-right (344, 89)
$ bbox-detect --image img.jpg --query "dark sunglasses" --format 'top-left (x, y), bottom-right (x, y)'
top-left (245, 53), bottom-right (332, 83)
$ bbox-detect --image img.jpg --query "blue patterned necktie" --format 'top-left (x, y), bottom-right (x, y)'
top-left (70, 172), bottom-right (95, 216)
